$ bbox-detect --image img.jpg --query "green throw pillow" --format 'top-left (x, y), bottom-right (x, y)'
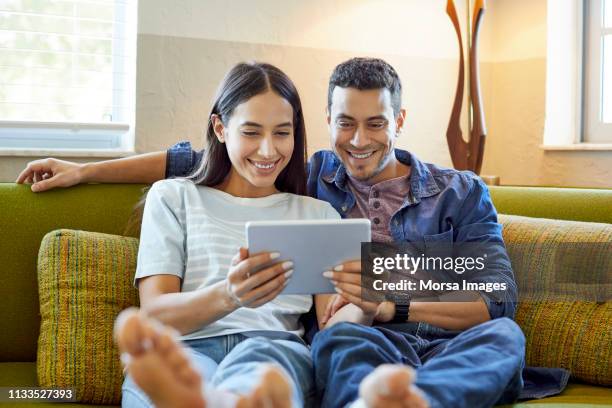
top-left (37, 229), bottom-right (139, 404)
top-left (500, 214), bottom-right (612, 386)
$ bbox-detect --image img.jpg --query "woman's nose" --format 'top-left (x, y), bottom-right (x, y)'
top-left (258, 136), bottom-right (276, 157)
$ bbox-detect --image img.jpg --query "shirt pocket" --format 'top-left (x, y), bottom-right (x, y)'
top-left (423, 225), bottom-right (454, 257)
top-left (422, 226), bottom-right (455, 283)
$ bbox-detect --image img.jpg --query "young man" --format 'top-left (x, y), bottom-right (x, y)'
top-left (17, 58), bottom-right (525, 408)
top-left (305, 59), bottom-right (523, 408)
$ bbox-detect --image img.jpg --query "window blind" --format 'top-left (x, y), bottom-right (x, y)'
top-left (0, 0), bottom-right (136, 124)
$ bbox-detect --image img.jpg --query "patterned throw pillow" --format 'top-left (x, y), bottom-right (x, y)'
top-left (37, 229), bottom-right (139, 404)
top-left (500, 214), bottom-right (612, 386)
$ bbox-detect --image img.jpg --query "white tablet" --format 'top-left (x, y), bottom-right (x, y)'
top-left (245, 219), bottom-right (371, 295)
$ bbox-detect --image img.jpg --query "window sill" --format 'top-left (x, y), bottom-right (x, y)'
top-left (540, 143), bottom-right (612, 151)
top-left (0, 121), bottom-right (135, 157)
top-left (0, 148), bottom-right (135, 158)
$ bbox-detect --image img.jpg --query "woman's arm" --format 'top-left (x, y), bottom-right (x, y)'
top-left (138, 249), bottom-right (293, 335)
top-left (138, 275), bottom-right (236, 335)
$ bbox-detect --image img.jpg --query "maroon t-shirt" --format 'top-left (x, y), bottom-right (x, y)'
top-left (346, 173), bottom-right (411, 243)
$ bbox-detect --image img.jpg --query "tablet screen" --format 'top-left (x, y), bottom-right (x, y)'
top-left (246, 219), bottom-right (371, 294)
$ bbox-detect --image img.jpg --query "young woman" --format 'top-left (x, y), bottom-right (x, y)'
top-left (115, 62), bottom-right (353, 408)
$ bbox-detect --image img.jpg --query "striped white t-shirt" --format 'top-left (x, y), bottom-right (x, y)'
top-left (135, 179), bottom-right (340, 341)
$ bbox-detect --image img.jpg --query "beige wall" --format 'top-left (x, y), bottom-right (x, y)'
top-left (135, 0), bottom-right (464, 167)
top-left (135, 36), bottom-right (462, 166)
top-left (480, 0), bottom-right (612, 187)
top-left (0, 0), bottom-right (465, 180)
top-left (2, 0), bottom-right (610, 188)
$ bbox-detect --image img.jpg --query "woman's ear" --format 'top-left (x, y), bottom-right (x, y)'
top-left (211, 114), bottom-right (225, 143)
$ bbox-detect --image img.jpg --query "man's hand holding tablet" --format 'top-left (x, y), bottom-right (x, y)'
top-left (323, 261), bottom-right (395, 323)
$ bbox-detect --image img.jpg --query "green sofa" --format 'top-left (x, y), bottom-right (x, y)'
top-left (0, 183), bottom-right (611, 407)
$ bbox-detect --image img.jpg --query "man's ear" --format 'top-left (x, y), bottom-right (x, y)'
top-left (211, 114), bottom-right (225, 143)
top-left (326, 108), bottom-right (333, 134)
top-left (395, 108), bottom-right (406, 136)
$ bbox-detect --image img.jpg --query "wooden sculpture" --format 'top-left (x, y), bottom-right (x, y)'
top-left (446, 0), bottom-right (487, 174)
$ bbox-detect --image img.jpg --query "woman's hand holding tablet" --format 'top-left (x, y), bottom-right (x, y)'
top-left (224, 247), bottom-right (294, 308)
top-left (246, 219), bottom-right (371, 295)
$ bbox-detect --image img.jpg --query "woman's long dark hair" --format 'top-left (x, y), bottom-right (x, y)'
top-left (187, 62), bottom-right (307, 195)
top-left (124, 62), bottom-right (307, 236)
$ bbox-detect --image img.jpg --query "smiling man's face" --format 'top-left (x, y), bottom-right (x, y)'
top-left (328, 86), bottom-right (405, 183)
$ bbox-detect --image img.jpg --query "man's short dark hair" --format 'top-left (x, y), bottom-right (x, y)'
top-left (327, 57), bottom-right (402, 116)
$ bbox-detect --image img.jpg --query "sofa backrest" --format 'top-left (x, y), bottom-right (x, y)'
top-left (1, 183), bottom-right (610, 362)
top-left (0, 183), bottom-right (146, 362)
top-left (489, 186), bottom-right (612, 224)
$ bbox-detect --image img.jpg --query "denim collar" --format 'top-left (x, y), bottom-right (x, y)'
top-left (322, 149), bottom-right (441, 203)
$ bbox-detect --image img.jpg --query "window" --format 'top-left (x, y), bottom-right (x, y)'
top-left (0, 0), bottom-right (137, 154)
top-left (584, 0), bottom-right (612, 143)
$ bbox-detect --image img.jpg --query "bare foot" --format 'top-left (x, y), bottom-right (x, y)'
top-left (114, 308), bottom-right (206, 408)
top-left (236, 364), bottom-right (293, 408)
top-left (358, 364), bottom-right (429, 408)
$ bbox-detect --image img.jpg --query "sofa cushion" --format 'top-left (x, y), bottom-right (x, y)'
top-left (37, 230), bottom-right (139, 405)
top-left (499, 214), bottom-right (612, 386)
top-left (0, 183), bottom-right (145, 362)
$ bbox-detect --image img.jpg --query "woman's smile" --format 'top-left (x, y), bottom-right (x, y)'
top-left (248, 158), bottom-right (282, 174)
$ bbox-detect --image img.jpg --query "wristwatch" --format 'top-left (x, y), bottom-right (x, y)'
top-left (391, 292), bottom-right (411, 323)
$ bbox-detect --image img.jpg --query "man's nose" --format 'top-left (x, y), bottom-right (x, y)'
top-left (350, 125), bottom-right (369, 148)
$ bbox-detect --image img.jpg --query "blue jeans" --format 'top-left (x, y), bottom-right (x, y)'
top-left (122, 332), bottom-right (316, 407)
top-left (312, 318), bottom-right (525, 408)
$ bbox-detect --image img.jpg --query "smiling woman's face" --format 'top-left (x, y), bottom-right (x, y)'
top-left (213, 90), bottom-right (295, 198)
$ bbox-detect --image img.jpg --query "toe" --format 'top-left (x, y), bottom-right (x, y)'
top-left (359, 365), bottom-right (417, 408)
top-left (386, 369), bottom-right (412, 397)
top-left (156, 328), bottom-right (178, 356)
top-left (407, 385), bottom-right (429, 408)
top-left (263, 367), bottom-right (292, 408)
top-left (165, 345), bottom-right (191, 374)
top-left (114, 308), bottom-right (145, 355)
top-left (239, 365), bottom-right (292, 408)
top-left (177, 360), bottom-right (202, 387)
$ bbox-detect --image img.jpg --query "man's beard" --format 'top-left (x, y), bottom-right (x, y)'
top-left (347, 148), bottom-right (393, 182)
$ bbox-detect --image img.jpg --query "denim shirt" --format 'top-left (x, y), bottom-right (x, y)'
top-left (167, 142), bottom-right (518, 321)
top-left (165, 141), bottom-right (203, 179)
top-left (308, 148), bottom-right (518, 322)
